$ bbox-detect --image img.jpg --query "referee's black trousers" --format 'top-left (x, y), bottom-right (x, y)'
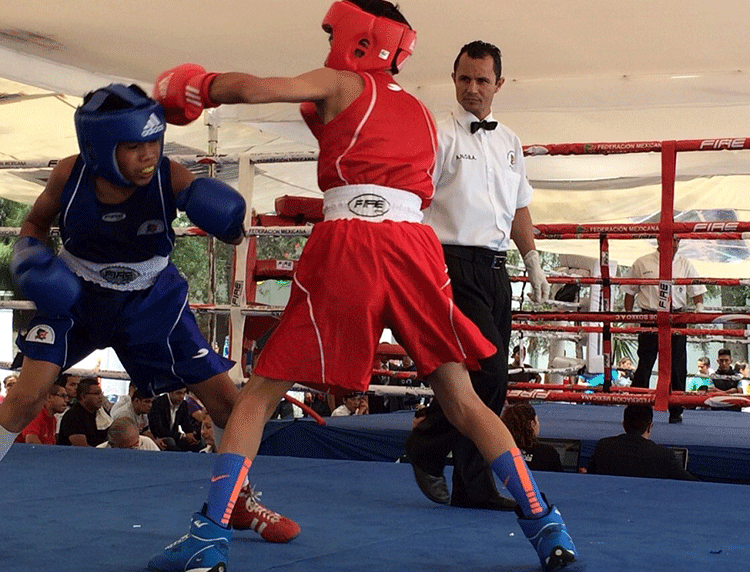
top-left (405, 246), bottom-right (511, 504)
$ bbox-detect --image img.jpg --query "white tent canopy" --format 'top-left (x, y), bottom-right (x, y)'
top-left (1, 1), bottom-right (749, 276)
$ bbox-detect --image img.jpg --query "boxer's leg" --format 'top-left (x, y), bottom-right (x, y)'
top-left (428, 362), bottom-right (577, 571)
top-left (148, 376), bottom-right (295, 572)
top-left (0, 358), bottom-right (61, 460)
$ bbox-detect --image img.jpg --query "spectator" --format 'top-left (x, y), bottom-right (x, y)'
top-left (148, 388), bottom-right (202, 451)
top-left (735, 362), bottom-right (750, 394)
top-left (58, 377), bottom-right (112, 447)
top-left (110, 381), bottom-right (137, 417)
top-left (200, 414), bottom-right (217, 454)
top-left (687, 357), bottom-right (712, 392)
top-left (0, 375), bottom-right (18, 404)
top-left (623, 237), bottom-right (706, 423)
top-left (501, 403), bottom-right (562, 472)
top-left (587, 404), bottom-right (698, 480)
top-left (185, 390), bottom-right (207, 428)
top-left (331, 393), bottom-right (369, 416)
top-left (15, 384), bottom-right (68, 444)
top-left (97, 417), bottom-right (159, 451)
top-left (60, 374), bottom-right (81, 404)
top-left (710, 348), bottom-right (742, 394)
top-left (698, 356), bottom-right (713, 375)
top-left (111, 389), bottom-right (165, 450)
top-left (734, 361), bottom-right (749, 378)
top-left (615, 357), bottom-right (635, 387)
top-left (580, 365), bottom-right (621, 387)
top-left (507, 346), bottom-right (542, 383)
top-left (54, 373), bottom-right (82, 435)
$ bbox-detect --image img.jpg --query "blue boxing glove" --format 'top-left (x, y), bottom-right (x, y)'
top-left (176, 178), bottom-right (246, 244)
top-left (11, 237), bottom-right (81, 314)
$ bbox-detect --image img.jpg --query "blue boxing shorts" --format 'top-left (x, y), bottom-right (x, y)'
top-left (16, 263), bottom-right (233, 396)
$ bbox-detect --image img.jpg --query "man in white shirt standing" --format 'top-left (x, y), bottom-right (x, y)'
top-left (405, 40), bottom-right (549, 511)
top-left (623, 237), bottom-right (706, 423)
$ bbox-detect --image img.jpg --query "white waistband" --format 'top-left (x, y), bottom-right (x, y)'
top-left (58, 247), bottom-right (169, 291)
top-left (323, 185), bottom-right (423, 223)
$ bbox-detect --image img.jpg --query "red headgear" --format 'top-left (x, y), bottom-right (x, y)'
top-left (322, 1), bottom-right (416, 73)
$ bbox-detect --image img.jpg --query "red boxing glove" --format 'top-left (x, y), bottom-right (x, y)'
top-left (153, 64), bottom-right (220, 126)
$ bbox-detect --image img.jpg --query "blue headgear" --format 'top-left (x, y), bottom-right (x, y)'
top-left (74, 84), bottom-right (166, 187)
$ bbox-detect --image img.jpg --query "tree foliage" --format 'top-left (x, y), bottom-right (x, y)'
top-left (0, 198), bottom-right (32, 295)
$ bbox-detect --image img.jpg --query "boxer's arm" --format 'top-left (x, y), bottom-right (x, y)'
top-left (213, 68), bottom-right (364, 124)
top-left (210, 67), bottom-right (360, 104)
top-left (170, 161), bottom-right (245, 245)
top-left (21, 155), bottom-right (74, 241)
top-left (12, 156), bottom-right (81, 314)
top-left (155, 64), bottom-right (363, 125)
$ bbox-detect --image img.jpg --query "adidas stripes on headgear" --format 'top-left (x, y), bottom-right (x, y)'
top-left (74, 84), bottom-right (166, 187)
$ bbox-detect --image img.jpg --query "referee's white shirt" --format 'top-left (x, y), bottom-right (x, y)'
top-left (423, 106), bottom-right (533, 251)
top-left (622, 250), bottom-right (706, 311)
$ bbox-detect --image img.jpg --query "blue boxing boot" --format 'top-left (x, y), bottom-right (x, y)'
top-left (517, 505), bottom-right (577, 571)
top-left (148, 512), bottom-right (230, 572)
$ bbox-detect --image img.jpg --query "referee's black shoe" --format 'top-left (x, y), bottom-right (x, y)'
top-left (410, 462), bottom-right (450, 504)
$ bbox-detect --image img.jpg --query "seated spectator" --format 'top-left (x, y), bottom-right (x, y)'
top-left (110, 382), bottom-right (137, 417)
top-left (54, 373), bottom-right (82, 435)
top-left (580, 369), bottom-right (620, 387)
top-left (185, 390), bottom-right (206, 429)
top-left (587, 404), bottom-right (698, 481)
top-left (111, 389), bottom-right (165, 450)
top-left (15, 383), bottom-right (68, 444)
top-left (698, 356), bottom-right (713, 375)
top-left (734, 362), bottom-right (750, 394)
top-left (331, 392), bottom-right (369, 416)
top-left (58, 378), bottom-right (112, 447)
top-left (735, 361), bottom-right (749, 377)
top-left (0, 374), bottom-right (18, 404)
top-left (60, 374), bottom-right (81, 403)
top-left (507, 345), bottom-right (541, 383)
top-left (710, 348), bottom-right (742, 393)
top-left (500, 403), bottom-right (562, 472)
top-left (200, 413), bottom-right (217, 453)
top-left (148, 388), bottom-right (202, 451)
top-left (614, 357), bottom-right (634, 387)
top-left (96, 417), bottom-right (159, 451)
top-left (687, 357), bottom-right (712, 392)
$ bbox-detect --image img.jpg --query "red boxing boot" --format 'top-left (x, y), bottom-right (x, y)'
top-left (229, 486), bottom-right (300, 543)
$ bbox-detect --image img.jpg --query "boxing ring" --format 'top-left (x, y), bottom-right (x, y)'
top-left (3, 137), bottom-right (750, 571)
top-left (2, 443), bottom-right (749, 572)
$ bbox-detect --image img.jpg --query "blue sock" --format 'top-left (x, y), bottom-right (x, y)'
top-left (490, 448), bottom-right (548, 518)
top-left (204, 453), bottom-right (252, 527)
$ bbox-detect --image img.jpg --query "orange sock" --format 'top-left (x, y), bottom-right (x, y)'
top-left (205, 453), bottom-right (252, 527)
top-left (490, 448), bottom-right (548, 518)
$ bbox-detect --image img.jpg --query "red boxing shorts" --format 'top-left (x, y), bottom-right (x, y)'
top-left (253, 218), bottom-right (496, 394)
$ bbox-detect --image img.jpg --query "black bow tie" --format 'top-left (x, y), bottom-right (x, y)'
top-left (470, 120), bottom-right (498, 134)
